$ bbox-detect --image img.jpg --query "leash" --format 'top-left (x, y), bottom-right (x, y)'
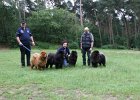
top-left (22, 45), bottom-right (31, 52)
top-left (22, 43), bottom-right (43, 53)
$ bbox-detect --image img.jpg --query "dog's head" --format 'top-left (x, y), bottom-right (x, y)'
top-left (40, 51), bottom-right (47, 60)
top-left (71, 51), bottom-right (77, 57)
top-left (57, 50), bottom-right (65, 57)
top-left (91, 50), bottom-right (100, 62)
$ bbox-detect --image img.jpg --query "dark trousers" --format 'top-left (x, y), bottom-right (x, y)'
top-left (82, 47), bottom-right (91, 66)
top-left (20, 45), bottom-right (31, 66)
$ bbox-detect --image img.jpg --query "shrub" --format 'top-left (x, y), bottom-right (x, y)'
top-left (101, 44), bottom-right (127, 49)
top-left (35, 41), bottom-right (50, 49)
top-left (69, 42), bottom-right (79, 49)
top-left (35, 41), bottom-right (59, 49)
top-left (28, 9), bottom-right (82, 44)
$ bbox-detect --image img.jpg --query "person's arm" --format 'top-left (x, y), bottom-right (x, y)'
top-left (16, 29), bottom-right (23, 46)
top-left (80, 34), bottom-right (83, 49)
top-left (16, 36), bottom-right (22, 46)
top-left (90, 42), bottom-right (93, 50)
top-left (29, 28), bottom-right (35, 46)
top-left (90, 33), bottom-right (94, 50)
top-left (30, 36), bottom-right (35, 46)
top-left (67, 48), bottom-right (70, 55)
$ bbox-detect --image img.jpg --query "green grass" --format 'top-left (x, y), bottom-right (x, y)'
top-left (0, 49), bottom-right (140, 100)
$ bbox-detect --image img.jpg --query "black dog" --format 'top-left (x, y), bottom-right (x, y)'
top-left (54, 50), bottom-right (64, 69)
top-left (46, 50), bottom-right (64, 69)
top-left (90, 50), bottom-right (106, 67)
top-left (69, 51), bottom-right (78, 66)
top-left (46, 53), bottom-right (55, 69)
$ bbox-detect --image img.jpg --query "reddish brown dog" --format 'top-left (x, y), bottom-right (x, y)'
top-left (31, 51), bottom-right (47, 70)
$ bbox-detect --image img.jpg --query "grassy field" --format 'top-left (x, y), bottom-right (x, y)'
top-left (0, 49), bottom-right (140, 100)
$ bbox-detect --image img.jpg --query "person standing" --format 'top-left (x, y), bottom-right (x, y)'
top-left (16, 21), bottom-right (35, 67)
top-left (80, 27), bottom-right (94, 66)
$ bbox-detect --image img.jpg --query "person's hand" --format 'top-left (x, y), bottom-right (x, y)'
top-left (31, 41), bottom-right (35, 46)
top-left (19, 42), bottom-right (23, 46)
top-left (89, 47), bottom-right (92, 51)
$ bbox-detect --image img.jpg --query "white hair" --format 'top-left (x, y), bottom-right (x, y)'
top-left (84, 27), bottom-right (89, 31)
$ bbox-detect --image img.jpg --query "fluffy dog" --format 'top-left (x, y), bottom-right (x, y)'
top-left (31, 51), bottom-right (47, 70)
top-left (46, 53), bottom-right (55, 69)
top-left (69, 51), bottom-right (78, 66)
top-left (54, 50), bottom-right (64, 69)
top-left (90, 50), bottom-right (106, 67)
top-left (46, 50), bottom-right (64, 69)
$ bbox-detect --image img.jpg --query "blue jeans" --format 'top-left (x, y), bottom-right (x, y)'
top-left (82, 47), bottom-right (91, 66)
top-left (63, 58), bottom-right (68, 66)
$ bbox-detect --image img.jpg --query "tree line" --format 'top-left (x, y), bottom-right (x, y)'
top-left (0, 0), bottom-right (140, 49)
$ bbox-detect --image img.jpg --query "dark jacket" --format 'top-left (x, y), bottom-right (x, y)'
top-left (81, 32), bottom-right (94, 48)
top-left (57, 47), bottom-right (70, 58)
top-left (16, 27), bottom-right (32, 45)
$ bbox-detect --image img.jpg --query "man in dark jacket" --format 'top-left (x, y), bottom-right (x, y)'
top-left (57, 40), bottom-right (70, 66)
top-left (16, 21), bottom-right (35, 67)
top-left (80, 27), bottom-right (94, 66)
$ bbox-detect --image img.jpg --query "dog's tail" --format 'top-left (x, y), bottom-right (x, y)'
top-left (32, 53), bottom-right (40, 59)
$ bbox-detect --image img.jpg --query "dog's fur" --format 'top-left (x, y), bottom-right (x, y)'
top-left (31, 51), bottom-right (47, 70)
top-left (69, 51), bottom-right (78, 66)
top-left (46, 50), bottom-right (64, 69)
top-left (54, 50), bottom-right (64, 69)
top-left (46, 53), bottom-right (55, 68)
top-left (90, 50), bottom-right (106, 67)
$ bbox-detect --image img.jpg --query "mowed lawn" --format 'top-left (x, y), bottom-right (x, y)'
top-left (0, 49), bottom-right (140, 100)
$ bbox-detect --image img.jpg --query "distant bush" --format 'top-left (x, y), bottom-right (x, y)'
top-left (0, 5), bottom-right (18, 48)
top-left (35, 41), bottom-right (50, 49)
top-left (28, 9), bottom-right (83, 44)
top-left (101, 44), bottom-right (127, 49)
top-left (35, 41), bottom-right (59, 49)
top-left (69, 42), bottom-right (79, 49)
top-left (9, 37), bottom-right (18, 48)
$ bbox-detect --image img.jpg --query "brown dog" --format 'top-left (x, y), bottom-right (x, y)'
top-left (31, 51), bottom-right (47, 70)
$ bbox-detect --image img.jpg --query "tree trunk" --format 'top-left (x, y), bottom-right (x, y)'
top-left (17, 0), bottom-right (21, 21)
top-left (124, 18), bottom-right (129, 48)
top-left (79, 0), bottom-right (83, 26)
top-left (23, 0), bottom-right (26, 21)
top-left (108, 16), bottom-right (111, 44)
top-left (110, 15), bottom-right (114, 45)
top-left (98, 23), bottom-right (102, 47)
top-left (115, 22), bottom-right (119, 36)
top-left (108, 15), bottom-right (114, 45)
top-left (134, 16), bottom-right (137, 42)
top-left (94, 11), bottom-right (102, 47)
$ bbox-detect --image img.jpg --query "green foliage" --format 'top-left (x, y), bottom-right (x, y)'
top-left (35, 41), bottom-right (79, 50)
top-left (0, 4), bottom-right (18, 47)
top-left (35, 41), bottom-right (59, 49)
top-left (135, 33), bottom-right (140, 50)
top-left (101, 44), bottom-right (127, 49)
top-left (28, 9), bottom-right (82, 44)
top-left (1, 0), bottom-right (140, 50)
top-left (114, 35), bottom-right (127, 46)
top-left (36, 41), bottom-right (50, 49)
top-left (69, 42), bottom-right (79, 49)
